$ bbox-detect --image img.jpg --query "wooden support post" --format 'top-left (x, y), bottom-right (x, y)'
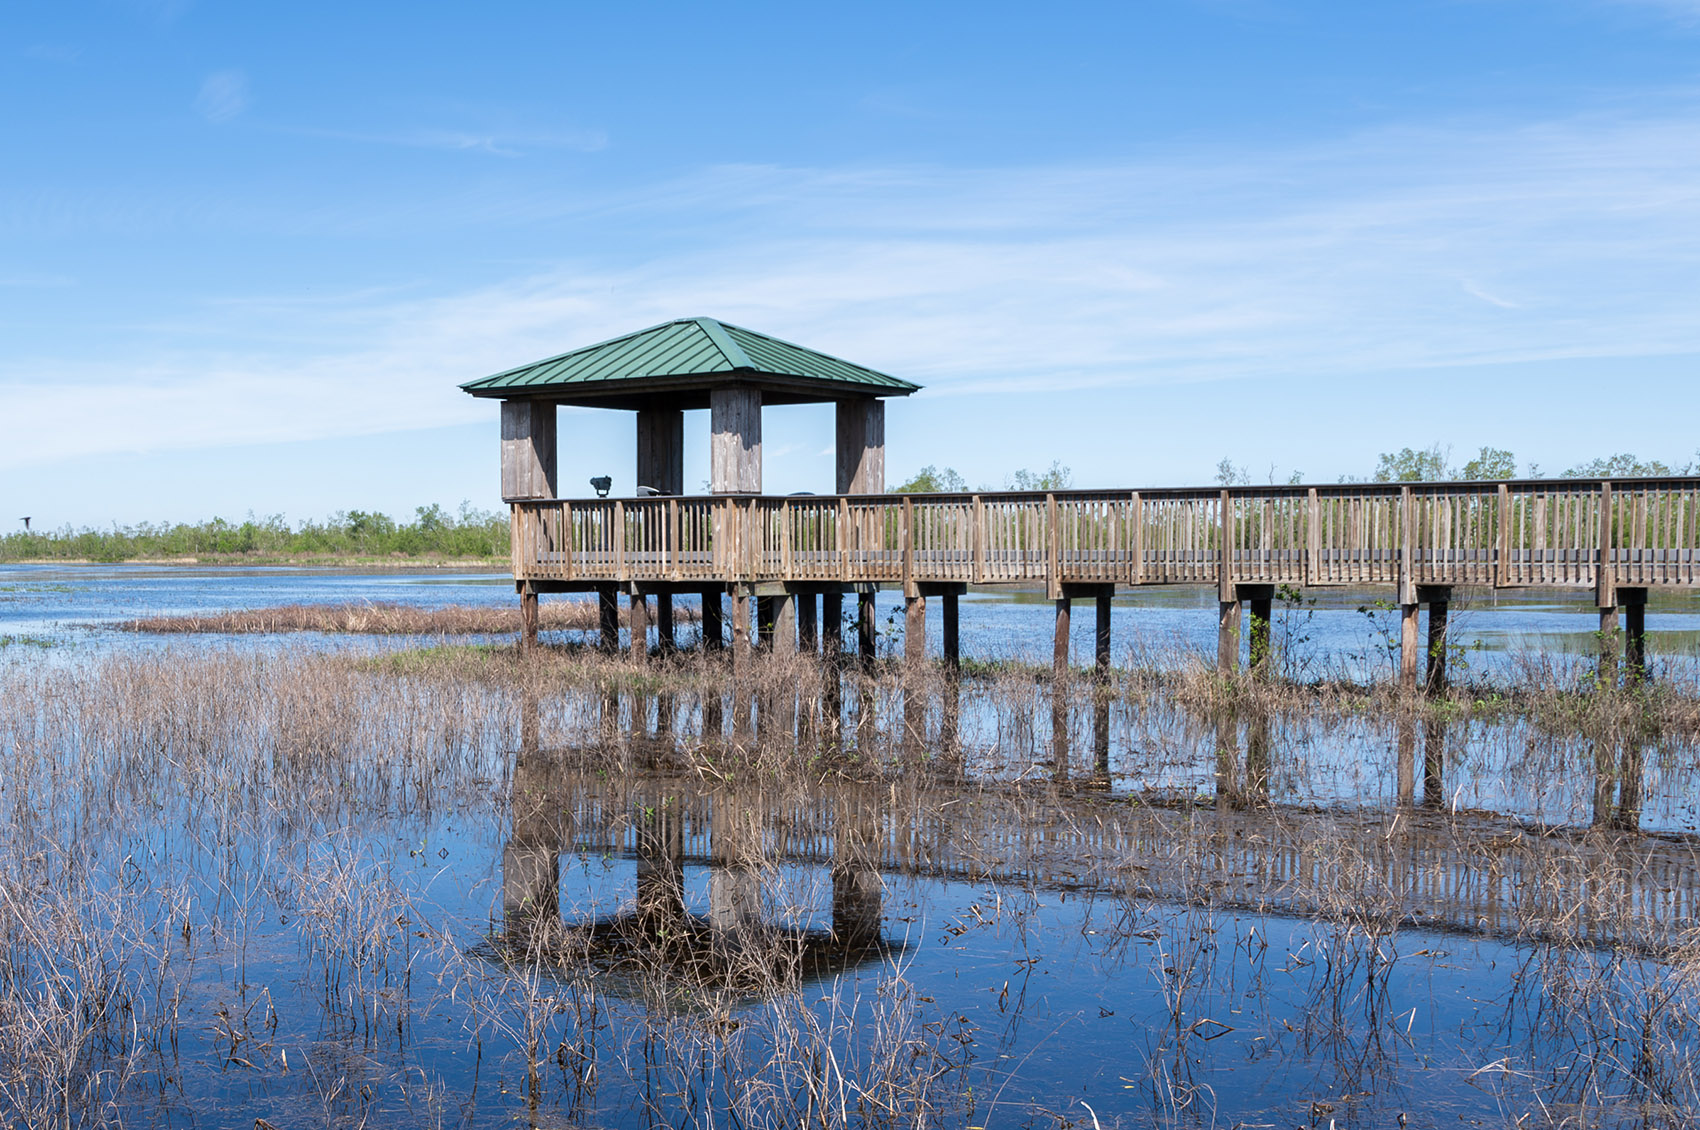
top-left (1623, 588), bottom-right (1648, 685)
top-left (1217, 598), bottom-right (1241, 673)
top-left (731, 587), bottom-right (751, 671)
top-left (1399, 603), bottom-right (1420, 691)
top-left (1054, 596), bottom-right (1072, 680)
top-left (941, 590), bottom-right (960, 673)
top-left (655, 591), bottom-right (675, 654)
top-left (1599, 603), bottom-right (1620, 688)
top-left (1424, 590), bottom-right (1450, 695)
top-left (756, 596), bottom-right (775, 649)
top-left (857, 591), bottom-right (877, 669)
top-left (822, 592), bottom-right (844, 662)
top-left (701, 588), bottom-right (724, 652)
top-left (773, 594), bottom-right (798, 656)
top-left (628, 592), bottom-right (649, 662)
top-left (904, 594), bottom-right (927, 670)
top-left (1246, 588), bottom-right (1273, 679)
top-left (797, 593), bottom-right (818, 652)
top-left (598, 585), bottom-right (619, 652)
top-left (1094, 587), bottom-right (1112, 678)
top-left (520, 584), bottom-right (539, 654)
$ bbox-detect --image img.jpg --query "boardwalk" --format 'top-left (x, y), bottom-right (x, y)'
top-left (463, 319), bottom-right (1696, 686)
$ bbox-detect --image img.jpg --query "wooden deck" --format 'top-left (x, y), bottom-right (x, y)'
top-left (512, 477), bottom-right (1700, 597)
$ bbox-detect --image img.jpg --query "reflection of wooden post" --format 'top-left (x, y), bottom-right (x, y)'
top-left (831, 789), bottom-right (883, 949)
top-left (1245, 710), bottom-right (1270, 802)
top-left (709, 793), bottom-right (763, 956)
top-left (1214, 712), bottom-right (1237, 810)
top-left (1395, 714), bottom-right (1415, 807)
top-left (636, 796), bottom-right (686, 932)
top-left (1421, 717), bottom-right (1445, 807)
top-left (1092, 692), bottom-right (1110, 782)
top-left (503, 753), bottom-right (560, 951)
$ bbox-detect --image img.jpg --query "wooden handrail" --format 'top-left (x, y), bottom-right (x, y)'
top-left (507, 478), bottom-right (1700, 592)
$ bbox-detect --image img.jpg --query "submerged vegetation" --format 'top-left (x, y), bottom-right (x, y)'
top-left (2, 632), bottom-right (1700, 1125)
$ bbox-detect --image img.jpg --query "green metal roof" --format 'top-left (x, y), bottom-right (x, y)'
top-left (461, 317), bottom-right (919, 404)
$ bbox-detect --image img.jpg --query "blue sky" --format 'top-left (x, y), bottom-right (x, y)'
top-left (5, 0), bottom-right (1700, 528)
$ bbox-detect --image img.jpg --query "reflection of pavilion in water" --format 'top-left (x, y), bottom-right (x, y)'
top-left (501, 750), bottom-right (887, 997)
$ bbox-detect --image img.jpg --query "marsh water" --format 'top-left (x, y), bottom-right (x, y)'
top-left (3, 564), bottom-right (1700, 1128)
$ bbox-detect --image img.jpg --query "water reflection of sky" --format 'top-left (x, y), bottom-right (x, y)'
top-left (4, 563), bottom-right (1696, 683)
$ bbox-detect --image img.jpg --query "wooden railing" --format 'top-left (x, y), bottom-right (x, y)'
top-left (511, 478), bottom-right (1700, 594)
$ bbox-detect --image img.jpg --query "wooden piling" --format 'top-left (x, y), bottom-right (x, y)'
top-left (1399, 604), bottom-right (1420, 690)
top-left (904, 594), bottom-right (927, 669)
top-left (731, 587), bottom-right (751, 670)
top-left (773, 593), bottom-right (798, 656)
top-left (598, 585), bottom-right (619, 652)
top-left (1054, 596), bottom-right (1072, 679)
top-left (1217, 599), bottom-right (1241, 673)
top-left (628, 592), bottom-right (649, 661)
top-left (822, 592), bottom-right (844, 662)
top-left (1623, 588), bottom-right (1648, 684)
top-left (1425, 593), bottom-right (1449, 694)
top-left (942, 590), bottom-right (960, 673)
top-left (1094, 587), bottom-right (1112, 678)
top-left (797, 593), bottom-right (818, 652)
top-left (857, 591), bottom-right (877, 669)
top-left (701, 588), bottom-right (723, 652)
top-left (655, 591), bottom-right (674, 654)
top-left (520, 585), bottom-right (539, 654)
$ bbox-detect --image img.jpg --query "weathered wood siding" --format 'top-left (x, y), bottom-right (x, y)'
top-left (499, 399), bottom-right (557, 501)
top-left (709, 386), bottom-right (762, 494)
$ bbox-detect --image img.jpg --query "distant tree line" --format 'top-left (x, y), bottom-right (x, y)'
top-left (1, 502), bottom-right (509, 563)
top-left (1213, 445), bottom-right (1699, 487)
top-left (893, 461), bottom-right (1074, 493)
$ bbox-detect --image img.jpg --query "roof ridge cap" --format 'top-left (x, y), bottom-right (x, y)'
top-left (691, 317), bottom-right (753, 370)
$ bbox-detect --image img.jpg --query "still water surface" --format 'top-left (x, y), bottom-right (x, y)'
top-left (1, 564), bottom-right (1697, 1127)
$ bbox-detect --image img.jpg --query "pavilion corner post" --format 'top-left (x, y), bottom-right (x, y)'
top-left (710, 385), bottom-right (762, 494)
top-left (500, 399), bottom-right (557, 501)
top-left (835, 398), bottom-right (886, 494)
top-left (636, 406), bottom-right (684, 496)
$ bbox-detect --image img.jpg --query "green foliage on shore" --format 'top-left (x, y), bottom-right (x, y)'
top-left (1, 502), bottom-right (508, 563)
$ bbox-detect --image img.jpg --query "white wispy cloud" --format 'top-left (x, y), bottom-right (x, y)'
top-left (6, 100), bottom-right (1700, 468)
top-left (194, 70), bottom-right (249, 123)
top-left (286, 123), bottom-right (608, 156)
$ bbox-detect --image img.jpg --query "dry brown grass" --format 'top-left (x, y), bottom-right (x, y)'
top-left (115, 599), bottom-right (695, 635)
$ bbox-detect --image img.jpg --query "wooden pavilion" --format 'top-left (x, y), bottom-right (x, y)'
top-left (462, 316), bottom-right (923, 661)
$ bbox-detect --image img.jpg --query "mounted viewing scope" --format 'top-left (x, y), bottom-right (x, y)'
top-left (590, 476), bottom-right (612, 498)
